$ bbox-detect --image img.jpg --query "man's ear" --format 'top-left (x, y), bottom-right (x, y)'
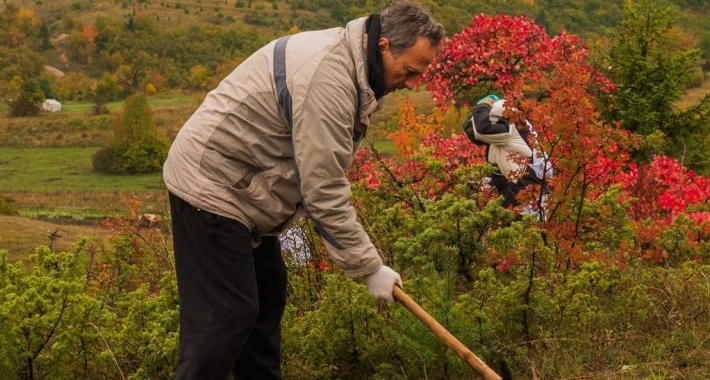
top-left (377, 37), bottom-right (390, 53)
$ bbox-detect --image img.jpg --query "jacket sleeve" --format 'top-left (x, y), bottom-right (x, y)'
top-left (290, 63), bottom-right (382, 279)
top-left (462, 110), bottom-right (484, 146)
top-left (472, 104), bottom-right (511, 135)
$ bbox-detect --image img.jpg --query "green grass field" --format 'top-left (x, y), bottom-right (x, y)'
top-left (0, 146), bottom-right (167, 221)
top-left (0, 147), bottom-right (164, 191)
top-left (60, 93), bottom-right (199, 113)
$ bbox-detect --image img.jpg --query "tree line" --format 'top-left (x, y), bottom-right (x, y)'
top-left (3, 0), bottom-right (710, 110)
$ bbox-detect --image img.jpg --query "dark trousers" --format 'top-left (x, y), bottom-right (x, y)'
top-left (169, 192), bottom-right (287, 380)
top-left (490, 167), bottom-right (546, 208)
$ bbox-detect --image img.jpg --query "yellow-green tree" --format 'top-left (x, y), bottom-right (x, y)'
top-left (93, 93), bottom-right (168, 174)
top-left (601, 0), bottom-right (710, 170)
top-left (8, 79), bottom-right (44, 117)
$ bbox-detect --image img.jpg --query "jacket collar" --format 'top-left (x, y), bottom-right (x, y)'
top-left (345, 17), bottom-right (384, 126)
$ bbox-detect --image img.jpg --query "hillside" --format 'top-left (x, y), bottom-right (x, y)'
top-left (2, 0), bottom-right (710, 102)
top-left (11, 0), bottom-right (710, 37)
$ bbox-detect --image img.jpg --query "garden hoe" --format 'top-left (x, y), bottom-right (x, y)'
top-left (393, 286), bottom-right (509, 380)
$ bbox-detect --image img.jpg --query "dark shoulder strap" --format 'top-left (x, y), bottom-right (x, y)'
top-left (274, 35), bottom-right (293, 131)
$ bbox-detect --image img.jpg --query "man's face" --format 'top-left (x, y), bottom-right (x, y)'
top-left (379, 36), bottom-right (438, 94)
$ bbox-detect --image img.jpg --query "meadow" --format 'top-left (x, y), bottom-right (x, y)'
top-left (0, 93), bottom-right (195, 258)
top-left (0, 144), bottom-right (167, 260)
top-left (0, 147), bottom-right (164, 192)
top-left (0, 89), bottom-right (434, 259)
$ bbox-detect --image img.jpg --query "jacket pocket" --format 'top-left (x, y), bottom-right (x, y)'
top-left (199, 148), bottom-right (262, 189)
top-left (225, 167), bottom-right (301, 234)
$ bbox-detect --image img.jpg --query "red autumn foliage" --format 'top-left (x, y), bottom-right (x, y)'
top-left (350, 130), bottom-right (488, 200)
top-left (350, 14), bottom-right (710, 267)
top-left (619, 156), bottom-right (710, 219)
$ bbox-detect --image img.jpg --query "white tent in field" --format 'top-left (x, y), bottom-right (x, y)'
top-left (42, 99), bottom-right (61, 112)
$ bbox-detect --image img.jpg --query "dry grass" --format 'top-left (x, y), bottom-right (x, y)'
top-left (1, 192), bottom-right (170, 262)
top-left (0, 215), bottom-right (116, 262)
top-left (678, 77), bottom-right (710, 110)
top-left (7, 190), bottom-right (168, 217)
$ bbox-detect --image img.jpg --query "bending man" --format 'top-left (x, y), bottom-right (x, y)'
top-left (162, 2), bottom-right (444, 379)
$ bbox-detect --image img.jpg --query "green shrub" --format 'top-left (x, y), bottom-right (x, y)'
top-left (8, 81), bottom-right (44, 117)
top-left (0, 222), bottom-right (178, 379)
top-left (93, 93), bottom-right (168, 174)
top-left (2, 190), bottom-right (710, 379)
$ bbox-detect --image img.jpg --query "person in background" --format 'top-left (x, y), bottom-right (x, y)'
top-left (463, 95), bottom-right (552, 218)
top-left (162, 1), bottom-right (445, 379)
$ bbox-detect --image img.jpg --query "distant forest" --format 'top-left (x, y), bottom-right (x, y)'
top-left (2, 0), bottom-right (710, 103)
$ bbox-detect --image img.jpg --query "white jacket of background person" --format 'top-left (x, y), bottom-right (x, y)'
top-left (469, 99), bottom-right (553, 181)
top-left (470, 99), bottom-right (532, 180)
top-left (523, 120), bottom-right (554, 182)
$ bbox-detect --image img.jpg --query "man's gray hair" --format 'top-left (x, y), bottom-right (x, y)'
top-left (380, 0), bottom-right (445, 57)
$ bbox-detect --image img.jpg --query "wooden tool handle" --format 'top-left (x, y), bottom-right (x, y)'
top-left (393, 286), bottom-right (503, 380)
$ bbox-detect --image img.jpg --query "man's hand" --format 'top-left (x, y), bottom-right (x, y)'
top-left (365, 265), bottom-right (402, 305)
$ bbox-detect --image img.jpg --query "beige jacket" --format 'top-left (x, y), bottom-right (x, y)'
top-left (470, 100), bottom-right (532, 180)
top-left (163, 17), bottom-right (383, 278)
top-left (472, 122), bottom-right (532, 179)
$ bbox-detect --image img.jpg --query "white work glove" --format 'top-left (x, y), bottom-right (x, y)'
top-left (365, 265), bottom-right (402, 305)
